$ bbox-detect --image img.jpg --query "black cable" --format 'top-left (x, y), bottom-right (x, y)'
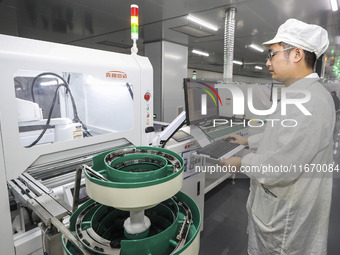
top-left (31, 73), bottom-right (81, 125)
top-left (26, 72), bottom-right (92, 148)
top-left (25, 83), bottom-right (64, 148)
top-left (126, 83), bottom-right (133, 99)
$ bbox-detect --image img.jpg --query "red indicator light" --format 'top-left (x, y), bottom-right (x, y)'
top-left (131, 5), bottom-right (138, 17)
top-left (144, 93), bottom-right (151, 101)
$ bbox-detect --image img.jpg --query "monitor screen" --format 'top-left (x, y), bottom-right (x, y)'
top-left (183, 78), bottom-right (220, 125)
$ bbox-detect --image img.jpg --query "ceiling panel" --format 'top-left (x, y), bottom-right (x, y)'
top-left (0, 0), bottom-right (338, 79)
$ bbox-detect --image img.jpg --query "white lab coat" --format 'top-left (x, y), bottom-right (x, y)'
top-left (242, 73), bottom-right (335, 255)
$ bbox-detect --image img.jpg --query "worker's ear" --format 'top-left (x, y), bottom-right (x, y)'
top-left (293, 47), bottom-right (304, 63)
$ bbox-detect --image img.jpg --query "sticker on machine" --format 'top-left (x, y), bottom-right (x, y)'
top-left (73, 129), bottom-right (83, 139)
top-left (106, 71), bottom-right (128, 79)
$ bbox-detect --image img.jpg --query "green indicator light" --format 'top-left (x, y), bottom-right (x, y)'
top-left (131, 25), bottom-right (138, 34)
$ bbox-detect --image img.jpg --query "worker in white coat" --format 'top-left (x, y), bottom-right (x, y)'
top-left (221, 19), bottom-right (334, 255)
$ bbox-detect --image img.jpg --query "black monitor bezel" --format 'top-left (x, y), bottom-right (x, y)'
top-left (183, 78), bottom-right (220, 126)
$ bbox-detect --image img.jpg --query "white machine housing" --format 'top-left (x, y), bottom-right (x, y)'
top-left (0, 34), bottom-right (153, 181)
top-left (16, 98), bottom-right (43, 122)
top-left (0, 34), bottom-right (154, 255)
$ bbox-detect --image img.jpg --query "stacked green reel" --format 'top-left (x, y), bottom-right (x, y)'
top-left (62, 146), bottom-right (201, 255)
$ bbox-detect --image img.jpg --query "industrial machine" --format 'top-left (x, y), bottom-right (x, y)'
top-left (0, 29), bottom-right (201, 255)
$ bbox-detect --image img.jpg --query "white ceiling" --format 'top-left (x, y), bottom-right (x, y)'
top-left (0, 0), bottom-right (339, 79)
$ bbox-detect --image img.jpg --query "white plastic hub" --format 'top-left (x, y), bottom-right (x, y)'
top-left (124, 210), bottom-right (151, 234)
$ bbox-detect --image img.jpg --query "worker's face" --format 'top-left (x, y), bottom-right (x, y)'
top-left (266, 43), bottom-right (294, 84)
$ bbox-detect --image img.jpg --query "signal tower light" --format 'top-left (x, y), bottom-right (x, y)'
top-left (131, 5), bottom-right (139, 40)
top-left (131, 4), bottom-right (139, 54)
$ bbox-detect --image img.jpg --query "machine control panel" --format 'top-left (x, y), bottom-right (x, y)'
top-left (182, 150), bottom-right (203, 179)
top-left (144, 91), bottom-right (152, 126)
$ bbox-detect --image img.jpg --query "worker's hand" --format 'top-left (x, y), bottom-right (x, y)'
top-left (220, 156), bottom-right (242, 172)
top-left (225, 134), bottom-right (248, 145)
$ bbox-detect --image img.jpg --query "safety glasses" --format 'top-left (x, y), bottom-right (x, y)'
top-left (267, 47), bottom-right (295, 61)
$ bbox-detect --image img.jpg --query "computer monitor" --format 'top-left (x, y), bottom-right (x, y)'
top-left (183, 78), bottom-right (220, 126)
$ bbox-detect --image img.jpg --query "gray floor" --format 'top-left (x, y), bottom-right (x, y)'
top-left (199, 115), bottom-right (340, 255)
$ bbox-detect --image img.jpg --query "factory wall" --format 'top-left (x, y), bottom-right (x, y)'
top-left (187, 68), bottom-right (272, 84)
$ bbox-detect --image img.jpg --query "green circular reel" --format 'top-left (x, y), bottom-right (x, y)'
top-left (62, 146), bottom-right (201, 255)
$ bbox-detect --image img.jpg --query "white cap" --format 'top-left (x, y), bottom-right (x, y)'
top-left (262, 18), bottom-right (329, 59)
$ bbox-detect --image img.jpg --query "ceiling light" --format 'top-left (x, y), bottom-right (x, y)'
top-left (233, 60), bottom-right (243, 65)
top-left (330, 0), bottom-right (338, 11)
top-left (249, 44), bottom-right (264, 52)
top-left (255, 66), bottom-right (263, 70)
top-left (192, 49), bottom-right (209, 57)
top-left (187, 15), bottom-right (218, 31)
